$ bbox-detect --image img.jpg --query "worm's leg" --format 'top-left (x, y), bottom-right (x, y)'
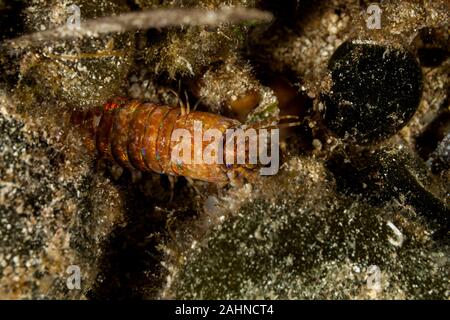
top-left (185, 177), bottom-right (202, 196)
top-left (168, 175), bottom-right (176, 202)
top-left (184, 91), bottom-right (192, 114)
top-left (246, 115), bottom-right (302, 130)
top-left (169, 89), bottom-right (187, 115)
top-left (192, 96), bottom-right (204, 112)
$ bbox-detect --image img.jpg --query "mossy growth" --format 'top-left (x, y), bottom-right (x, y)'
top-left (142, 0), bottom-right (262, 78)
top-left (14, 0), bottom-right (134, 112)
top-left (165, 157), bottom-right (449, 299)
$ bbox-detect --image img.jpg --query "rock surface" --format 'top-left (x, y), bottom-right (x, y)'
top-left (0, 0), bottom-right (448, 299)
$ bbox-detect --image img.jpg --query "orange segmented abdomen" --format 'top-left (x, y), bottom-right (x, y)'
top-left (141, 105), bottom-right (171, 173)
top-left (157, 108), bottom-right (181, 175)
top-left (110, 101), bottom-right (139, 169)
top-left (127, 103), bottom-right (158, 171)
top-left (82, 99), bottom-right (241, 184)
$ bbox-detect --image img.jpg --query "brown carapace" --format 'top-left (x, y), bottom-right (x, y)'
top-left (72, 98), bottom-right (297, 185)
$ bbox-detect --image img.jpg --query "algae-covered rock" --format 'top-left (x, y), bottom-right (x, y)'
top-left (0, 96), bottom-right (125, 299)
top-left (163, 157), bottom-right (449, 299)
top-left (142, 0), bottom-right (263, 78)
top-left (0, 0), bottom-right (448, 301)
top-left (15, 0), bottom-right (134, 111)
top-left (322, 40), bottom-right (423, 145)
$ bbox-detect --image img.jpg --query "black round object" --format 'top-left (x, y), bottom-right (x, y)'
top-left (322, 40), bottom-right (423, 144)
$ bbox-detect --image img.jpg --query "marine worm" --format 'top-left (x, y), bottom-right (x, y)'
top-left (72, 98), bottom-right (297, 185)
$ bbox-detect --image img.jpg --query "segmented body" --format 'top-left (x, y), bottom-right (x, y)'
top-left (77, 99), bottom-right (242, 184)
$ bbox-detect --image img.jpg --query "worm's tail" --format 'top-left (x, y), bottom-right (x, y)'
top-left (69, 107), bottom-right (103, 155)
